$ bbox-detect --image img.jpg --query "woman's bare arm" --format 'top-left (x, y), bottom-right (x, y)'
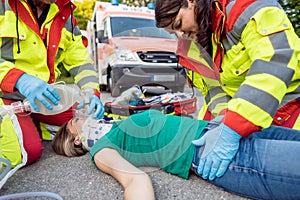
top-left (94, 148), bottom-right (155, 200)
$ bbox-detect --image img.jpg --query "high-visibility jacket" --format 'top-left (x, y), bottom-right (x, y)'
top-left (184, 0), bottom-right (300, 136)
top-left (0, 0), bottom-right (100, 96)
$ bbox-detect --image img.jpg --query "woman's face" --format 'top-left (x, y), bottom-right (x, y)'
top-left (67, 117), bottom-right (86, 137)
top-left (164, 0), bottom-right (199, 41)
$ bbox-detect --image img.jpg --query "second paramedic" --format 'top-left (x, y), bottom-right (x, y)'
top-left (155, 0), bottom-right (300, 180)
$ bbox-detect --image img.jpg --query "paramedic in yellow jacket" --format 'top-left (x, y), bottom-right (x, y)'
top-left (0, 0), bottom-right (104, 167)
top-left (155, 0), bottom-right (300, 181)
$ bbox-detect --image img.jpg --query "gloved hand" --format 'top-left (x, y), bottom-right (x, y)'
top-left (15, 74), bottom-right (60, 112)
top-left (192, 122), bottom-right (241, 180)
top-left (77, 92), bottom-right (104, 119)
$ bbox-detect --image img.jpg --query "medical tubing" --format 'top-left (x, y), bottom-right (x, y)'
top-left (0, 157), bottom-right (63, 200)
top-left (0, 192), bottom-right (63, 200)
top-left (0, 158), bottom-right (11, 180)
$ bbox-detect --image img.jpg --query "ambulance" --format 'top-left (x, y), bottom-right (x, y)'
top-left (86, 1), bottom-right (186, 96)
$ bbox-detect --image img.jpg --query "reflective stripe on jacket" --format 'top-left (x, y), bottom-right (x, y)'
top-left (187, 0), bottom-right (300, 136)
top-left (0, 0), bottom-right (99, 94)
top-left (177, 39), bottom-right (230, 118)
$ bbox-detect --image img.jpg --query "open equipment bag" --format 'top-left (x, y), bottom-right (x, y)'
top-left (104, 93), bottom-right (198, 120)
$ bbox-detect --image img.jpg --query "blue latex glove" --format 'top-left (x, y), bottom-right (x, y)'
top-left (15, 74), bottom-right (60, 112)
top-left (77, 94), bottom-right (104, 119)
top-left (192, 123), bottom-right (241, 180)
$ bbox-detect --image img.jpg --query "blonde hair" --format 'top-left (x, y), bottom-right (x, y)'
top-left (51, 121), bottom-right (88, 157)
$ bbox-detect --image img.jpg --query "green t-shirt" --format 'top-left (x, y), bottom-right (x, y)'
top-left (90, 109), bottom-right (208, 179)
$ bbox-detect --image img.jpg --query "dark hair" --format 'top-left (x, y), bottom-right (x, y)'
top-left (155, 0), bottom-right (187, 28)
top-left (155, 0), bottom-right (213, 53)
top-left (51, 121), bottom-right (88, 157)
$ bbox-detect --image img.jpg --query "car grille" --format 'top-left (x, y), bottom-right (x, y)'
top-left (137, 51), bottom-right (178, 63)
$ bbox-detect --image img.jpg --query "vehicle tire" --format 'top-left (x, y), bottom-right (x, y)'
top-left (107, 70), bottom-right (121, 97)
top-left (107, 76), bottom-right (112, 92)
top-left (107, 68), bottom-right (114, 92)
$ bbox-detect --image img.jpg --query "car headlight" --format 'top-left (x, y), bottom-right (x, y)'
top-left (116, 49), bottom-right (137, 61)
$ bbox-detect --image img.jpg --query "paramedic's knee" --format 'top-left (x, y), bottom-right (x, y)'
top-left (1, 126), bottom-right (43, 167)
top-left (25, 141), bottom-right (44, 165)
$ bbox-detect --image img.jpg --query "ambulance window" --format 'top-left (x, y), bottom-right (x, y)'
top-left (110, 17), bottom-right (155, 36)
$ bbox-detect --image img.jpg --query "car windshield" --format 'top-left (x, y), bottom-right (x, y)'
top-left (110, 17), bottom-right (176, 39)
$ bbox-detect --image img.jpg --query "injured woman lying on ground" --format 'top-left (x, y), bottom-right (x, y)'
top-left (51, 109), bottom-right (300, 200)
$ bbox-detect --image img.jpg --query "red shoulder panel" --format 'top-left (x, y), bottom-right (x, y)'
top-left (226, 0), bottom-right (256, 32)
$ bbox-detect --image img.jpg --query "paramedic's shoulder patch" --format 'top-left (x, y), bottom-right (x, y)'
top-left (252, 7), bottom-right (290, 36)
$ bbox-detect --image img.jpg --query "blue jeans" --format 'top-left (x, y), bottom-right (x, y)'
top-left (192, 126), bottom-right (300, 200)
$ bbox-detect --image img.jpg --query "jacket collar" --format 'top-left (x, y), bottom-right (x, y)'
top-left (55, 0), bottom-right (73, 11)
top-left (211, 0), bottom-right (231, 40)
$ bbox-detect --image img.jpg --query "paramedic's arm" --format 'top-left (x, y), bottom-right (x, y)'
top-left (94, 148), bottom-right (155, 200)
top-left (61, 22), bottom-right (104, 119)
top-left (224, 7), bottom-right (298, 136)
